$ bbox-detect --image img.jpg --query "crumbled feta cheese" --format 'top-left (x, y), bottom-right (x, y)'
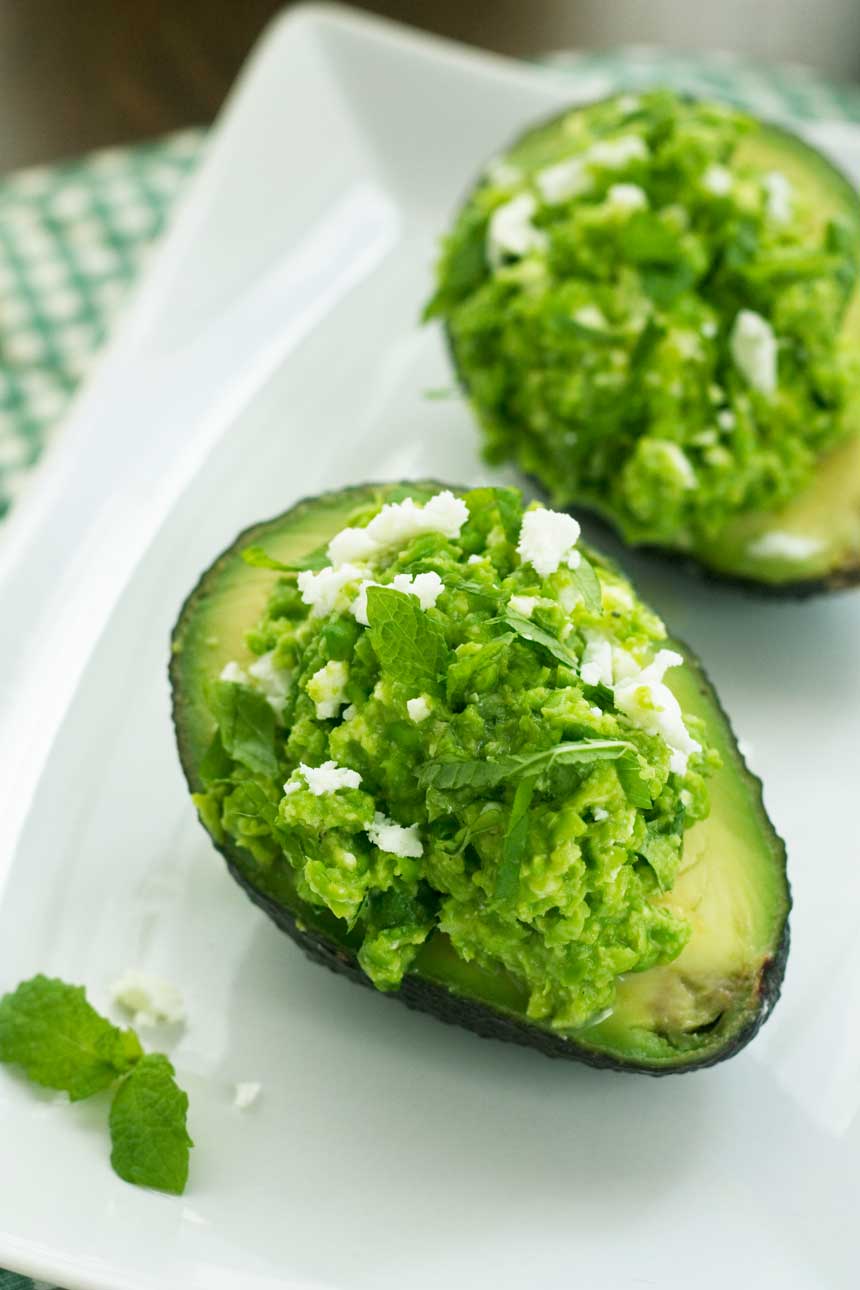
top-left (327, 491), bottom-right (468, 568)
top-left (611, 647), bottom-right (641, 681)
top-left (487, 193), bottom-right (548, 266)
top-left (717, 408), bottom-right (736, 431)
top-left (110, 970), bottom-right (185, 1028)
top-left (607, 182), bottom-right (648, 212)
top-left (574, 304), bottom-right (608, 329)
top-left (298, 563), bottom-right (364, 617)
top-left (285, 760), bottom-right (362, 796)
top-left (467, 553), bottom-right (484, 565)
top-left (517, 507), bottom-right (581, 577)
top-left (508, 594), bottom-right (538, 618)
top-left (306, 660), bottom-right (349, 720)
top-left (703, 164), bottom-right (732, 196)
top-left (746, 530), bottom-right (823, 560)
top-left (590, 706), bottom-right (603, 718)
top-left (588, 135), bottom-right (648, 169)
top-left (764, 170), bottom-right (792, 223)
top-left (484, 158), bottom-right (523, 189)
top-left (730, 310), bottom-right (778, 396)
top-left (580, 631), bottom-right (614, 687)
top-left (592, 807), bottom-right (609, 822)
top-left (366, 812), bottom-right (423, 858)
top-left (406, 695), bottom-right (432, 723)
top-left (536, 156), bottom-right (591, 204)
top-left (612, 649), bottom-right (701, 776)
top-left (248, 650), bottom-right (291, 715)
top-left (220, 661), bottom-right (249, 685)
top-left (701, 319), bottom-right (718, 339)
top-left (342, 703), bottom-right (358, 721)
top-left (234, 1082), bottom-right (262, 1111)
top-left (352, 571), bottom-right (444, 626)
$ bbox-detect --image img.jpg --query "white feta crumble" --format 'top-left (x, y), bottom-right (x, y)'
top-left (717, 408), bottom-right (736, 431)
top-left (467, 553), bottom-right (484, 565)
top-left (342, 703), bottom-right (358, 721)
top-left (306, 660), bottom-right (349, 720)
top-left (612, 649), bottom-right (701, 776)
top-left (220, 660), bottom-right (249, 685)
top-left (764, 170), bottom-right (792, 223)
top-left (701, 319), bottom-right (718, 339)
top-left (366, 812), bottom-right (423, 858)
top-left (508, 595), bottom-right (538, 618)
top-left (606, 182), bottom-right (648, 212)
top-left (406, 695), bottom-right (432, 723)
top-left (702, 164), bottom-right (732, 196)
top-left (351, 571), bottom-right (445, 626)
top-left (745, 530), bottom-right (823, 560)
top-left (248, 650), bottom-right (291, 715)
top-left (285, 760), bottom-right (362, 797)
top-left (298, 563), bottom-right (364, 617)
top-left (730, 310), bottom-right (778, 396)
top-left (573, 304), bottom-right (608, 329)
top-left (580, 630), bottom-right (614, 687)
top-left (588, 135), bottom-right (648, 169)
top-left (536, 156), bottom-right (591, 204)
top-left (110, 970), bottom-right (185, 1028)
top-left (487, 193), bottom-right (548, 266)
top-left (517, 507), bottom-right (581, 577)
top-left (592, 807), bottom-right (609, 822)
top-left (327, 491), bottom-right (468, 568)
top-left (484, 158), bottom-right (523, 188)
top-left (233, 1081), bottom-right (262, 1111)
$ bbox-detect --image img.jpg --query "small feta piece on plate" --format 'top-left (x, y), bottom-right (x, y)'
top-left (110, 970), bottom-right (185, 1027)
top-left (406, 695), bottom-right (432, 723)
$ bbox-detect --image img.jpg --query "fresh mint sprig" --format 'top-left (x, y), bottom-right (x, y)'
top-left (0, 975), bottom-right (192, 1196)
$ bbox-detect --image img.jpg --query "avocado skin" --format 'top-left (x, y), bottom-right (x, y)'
top-left (169, 481), bottom-right (791, 1076)
top-left (438, 100), bottom-right (860, 597)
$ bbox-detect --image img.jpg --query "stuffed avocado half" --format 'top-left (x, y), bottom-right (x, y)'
top-left (171, 482), bottom-right (790, 1073)
top-left (426, 91), bottom-right (860, 592)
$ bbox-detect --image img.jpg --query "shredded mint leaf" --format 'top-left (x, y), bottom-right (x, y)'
top-left (0, 976), bottom-right (142, 1101)
top-left (242, 545), bottom-right (329, 573)
top-left (211, 680), bottom-right (279, 776)
top-left (198, 731), bottom-right (234, 784)
top-left (109, 1054), bottom-right (193, 1196)
top-left (419, 739), bottom-right (634, 792)
top-left (571, 557), bottom-right (603, 614)
top-left (616, 752), bottom-right (653, 808)
top-left (495, 775), bottom-right (537, 902)
top-left (366, 586), bottom-right (449, 695)
top-left (504, 609), bottom-right (579, 670)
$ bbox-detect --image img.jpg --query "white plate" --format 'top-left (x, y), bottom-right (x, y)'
top-left (1, 6), bottom-right (859, 1288)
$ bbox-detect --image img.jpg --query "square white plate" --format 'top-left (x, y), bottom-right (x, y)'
top-left (0, 6), bottom-right (859, 1288)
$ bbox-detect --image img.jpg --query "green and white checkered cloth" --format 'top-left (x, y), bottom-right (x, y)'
top-left (1, 44), bottom-right (859, 1290)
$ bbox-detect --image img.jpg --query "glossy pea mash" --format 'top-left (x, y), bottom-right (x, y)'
top-left (426, 91), bottom-right (858, 545)
top-left (194, 487), bottom-right (716, 1030)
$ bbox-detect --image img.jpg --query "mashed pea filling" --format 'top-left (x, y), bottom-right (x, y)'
top-left (195, 488), bottom-right (717, 1030)
top-left (426, 91), bottom-right (859, 545)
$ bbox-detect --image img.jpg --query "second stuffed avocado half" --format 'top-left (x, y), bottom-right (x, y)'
top-left (171, 482), bottom-right (790, 1074)
top-left (426, 90), bottom-right (860, 592)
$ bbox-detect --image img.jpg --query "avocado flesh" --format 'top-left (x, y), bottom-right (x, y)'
top-left (171, 483), bottom-right (790, 1073)
top-left (460, 112), bottom-right (860, 593)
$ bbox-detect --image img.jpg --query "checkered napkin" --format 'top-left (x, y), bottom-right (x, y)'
top-left (1, 43), bottom-right (859, 1290)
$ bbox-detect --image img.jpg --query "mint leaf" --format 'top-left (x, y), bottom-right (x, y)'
top-left (0, 976), bottom-right (142, 1101)
top-left (495, 775), bottom-right (536, 902)
top-left (616, 752), bottom-right (653, 808)
top-left (571, 557), bottom-right (603, 614)
top-left (418, 739), bottom-right (634, 792)
top-left (211, 681), bottom-right (279, 776)
top-left (366, 586), bottom-right (449, 695)
top-left (109, 1054), bottom-right (192, 1196)
top-left (504, 609), bottom-right (579, 670)
top-left (241, 544), bottom-right (328, 573)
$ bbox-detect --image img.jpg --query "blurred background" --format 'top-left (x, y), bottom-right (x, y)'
top-left (1, 0), bottom-right (860, 169)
